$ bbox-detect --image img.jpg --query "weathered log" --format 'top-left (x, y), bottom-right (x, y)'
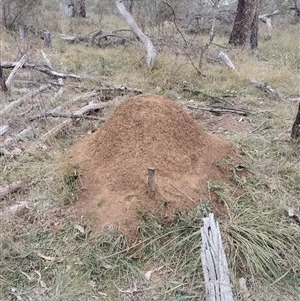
top-left (291, 102), bottom-right (300, 139)
top-left (115, 0), bottom-right (156, 68)
top-left (40, 50), bottom-right (52, 69)
top-left (28, 112), bottom-right (106, 121)
top-left (201, 213), bottom-right (234, 301)
top-left (5, 54), bottom-right (27, 89)
top-left (187, 105), bottom-right (253, 116)
top-left (0, 84), bottom-right (51, 116)
top-left (0, 125), bottom-right (9, 136)
top-left (31, 102), bottom-right (106, 148)
top-left (1, 61), bottom-right (83, 79)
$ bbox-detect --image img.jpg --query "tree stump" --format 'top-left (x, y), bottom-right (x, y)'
top-left (291, 102), bottom-right (300, 139)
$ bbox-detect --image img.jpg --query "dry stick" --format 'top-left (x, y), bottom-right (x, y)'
top-left (183, 87), bottom-right (234, 106)
top-left (187, 105), bottom-right (252, 116)
top-left (28, 112), bottom-right (106, 121)
top-left (0, 125), bottom-right (9, 136)
top-left (0, 84), bottom-right (51, 116)
top-left (5, 54), bottom-right (27, 88)
top-left (30, 102), bottom-right (105, 148)
top-left (171, 184), bottom-right (196, 204)
top-left (1, 61), bottom-right (83, 79)
top-left (199, 0), bottom-right (220, 68)
top-left (40, 50), bottom-right (52, 68)
top-left (163, 1), bottom-right (204, 76)
top-left (250, 120), bottom-right (267, 133)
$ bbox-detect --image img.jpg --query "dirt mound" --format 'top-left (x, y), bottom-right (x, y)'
top-left (69, 94), bottom-right (233, 240)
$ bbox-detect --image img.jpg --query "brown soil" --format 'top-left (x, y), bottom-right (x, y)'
top-left (69, 94), bottom-right (235, 241)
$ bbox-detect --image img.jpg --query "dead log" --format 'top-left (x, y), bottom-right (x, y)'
top-left (30, 102), bottom-right (106, 148)
top-left (115, 0), bottom-right (156, 68)
top-left (0, 180), bottom-right (23, 199)
top-left (187, 105), bottom-right (253, 116)
top-left (291, 102), bottom-right (300, 139)
top-left (201, 213), bottom-right (234, 301)
top-left (0, 84), bottom-right (51, 116)
top-left (5, 54), bottom-right (27, 89)
top-left (28, 112), bottom-right (106, 121)
top-left (1, 61), bottom-right (83, 79)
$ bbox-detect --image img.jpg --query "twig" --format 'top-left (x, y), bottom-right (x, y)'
top-left (183, 87), bottom-right (234, 106)
top-left (171, 184), bottom-right (196, 204)
top-left (0, 84), bottom-right (51, 116)
top-left (1, 61), bottom-right (83, 79)
top-left (28, 112), bottom-right (106, 121)
top-left (163, 1), bottom-right (204, 76)
top-left (250, 120), bottom-right (267, 133)
top-left (187, 105), bottom-right (252, 116)
top-left (5, 54), bottom-right (27, 88)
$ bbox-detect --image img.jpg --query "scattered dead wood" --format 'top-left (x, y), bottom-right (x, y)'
top-left (1, 61), bottom-right (83, 79)
top-left (239, 278), bottom-right (252, 301)
top-left (0, 180), bottom-right (23, 199)
top-left (60, 34), bottom-right (90, 44)
top-left (0, 84), bottom-right (51, 116)
top-left (28, 112), bottom-right (106, 121)
top-left (201, 213), bottom-right (234, 301)
top-left (5, 54), bottom-right (27, 89)
top-left (291, 102), bottom-right (300, 139)
top-left (30, 102), bottom-right (106, 148)
top-left (0, 125), bottom-right (9, 136)
top-left (183, 87), bottom-right (234, 106)
top-left (188, 105), bottom-right (253, 116)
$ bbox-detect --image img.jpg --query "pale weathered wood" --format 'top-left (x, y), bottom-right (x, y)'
top-left (115, 0), bottom-right (156, 68)
top-left (1, 61), bottom-right (83, 79)
top-left (5, 54), bottom-right (27, 88)
top-left (219, 52), bottom-right (239, 75)
top-left (201, 213), bottom-right (234, 301)
top-left (41, 50), bottom-right (52, 68)
top-left (31, 102), bottom-right (105, 148)
top-left (0, 180), bottom-right (23, 199)
top-left (259, 10), bottom-right (280, 40)
top-left (0, 125), bottom-right (9, 136)
top-left (0, 84), bottom-right (51, 116)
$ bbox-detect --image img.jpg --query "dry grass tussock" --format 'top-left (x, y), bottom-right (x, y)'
top-left (1, 6), bottom-right (300, 301)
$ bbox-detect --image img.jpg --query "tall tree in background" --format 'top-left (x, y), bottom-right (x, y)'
top-left (229, 0), bottom-right (261, 49)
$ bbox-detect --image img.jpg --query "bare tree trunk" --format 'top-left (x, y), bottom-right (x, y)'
top-left (291, 103), bottom-right (300, 140)
top-left (229, 0), bottom-right (261, 49)
top-left (115, 0), bottom-right (156, 68)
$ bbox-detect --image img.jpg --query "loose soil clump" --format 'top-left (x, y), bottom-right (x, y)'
top-left (70, 94), bottom-right (234, 241)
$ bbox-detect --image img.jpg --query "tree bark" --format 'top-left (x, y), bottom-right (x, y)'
top-left (70, 0), bottom-right (86, 17)
top-left (229, 0), bottom-right (261, 49)
top-left (115, 0), bottom-right (156, 68)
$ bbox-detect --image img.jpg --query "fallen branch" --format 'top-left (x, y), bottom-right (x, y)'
top-left (249, 78), bottom-right (286, 101)
top-left (0, 180), bottom-right (23, 199)
top-left (183, 87), bottom-right (234, 106)
top-left (5, 54), bottom-right (27, 89)
top-left (0, 125), bottom-right (9, 136)
top-left (1, 61), bottom-right (83, 79)
top-left (28, 112), bottom-right (106, 121)
top-left (288, 208), bottom-right (300, 224)
top-left (188, 105), bottom-right (252, 116)
top-left (0, 84), bottom-right (51, 116)
top-left (30, 102), bottom-right (106, 148)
